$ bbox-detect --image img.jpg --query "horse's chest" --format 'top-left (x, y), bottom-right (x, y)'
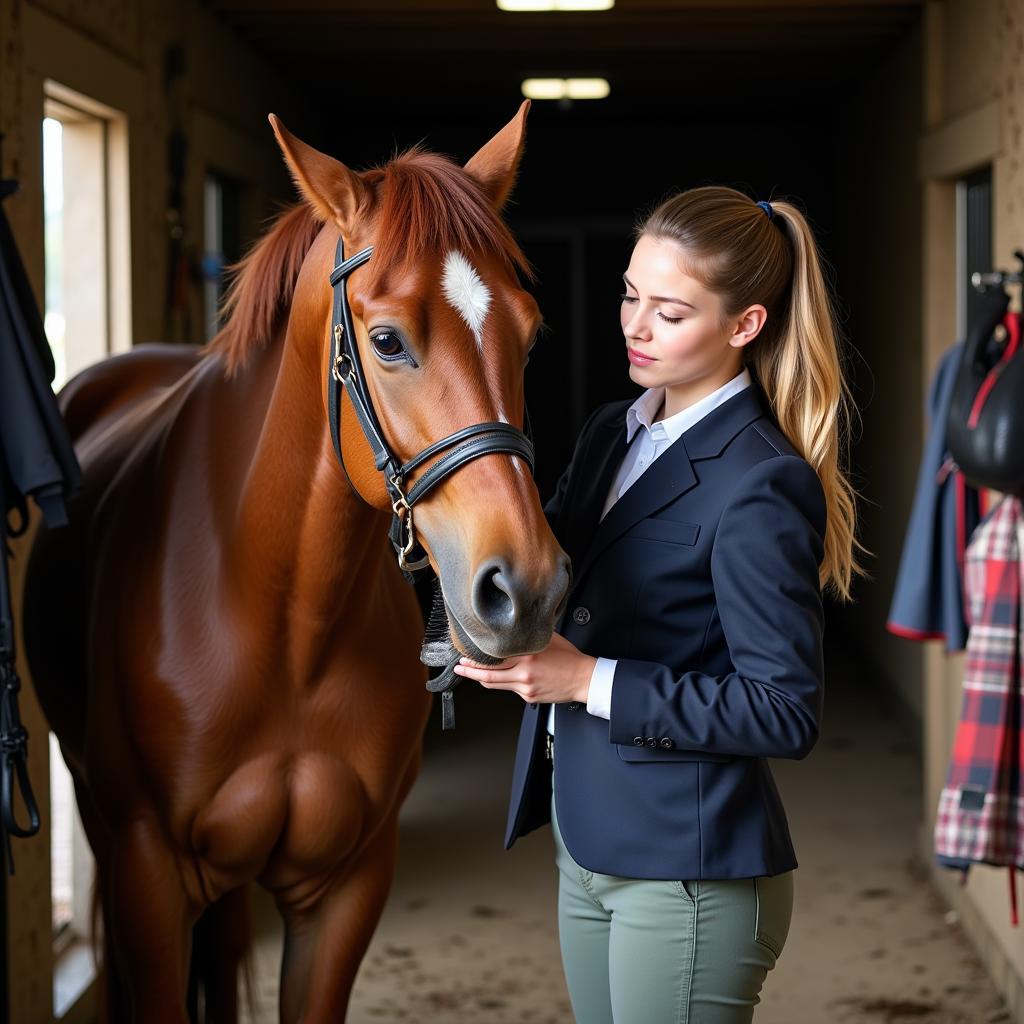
top-left (190, 751), bottom-right (371, 893)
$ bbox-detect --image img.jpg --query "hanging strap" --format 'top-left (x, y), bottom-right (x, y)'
top-left (0, 468), bottom-right (41, 874)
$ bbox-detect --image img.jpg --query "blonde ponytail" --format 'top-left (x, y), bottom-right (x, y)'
top-left (640, 187), bottom-right (870, 601)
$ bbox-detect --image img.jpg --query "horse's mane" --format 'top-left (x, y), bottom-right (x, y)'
top-left (203, 202), bottom-right (322, 377)
top-left (204, 146), bottom-right (532, 378)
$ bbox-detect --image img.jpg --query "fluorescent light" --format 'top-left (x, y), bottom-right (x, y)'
top-left (565, 78), bottom-right (610, 99)
top-left (498, 0), bottom-right (613, 10)
top-left (521, 78), bottom-right (567, 99)
top-left (521, 78), bottom-right (611, 100)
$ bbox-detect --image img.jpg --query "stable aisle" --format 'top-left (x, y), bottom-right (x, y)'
top-left (242, 637), bottom-right (1011, 1023)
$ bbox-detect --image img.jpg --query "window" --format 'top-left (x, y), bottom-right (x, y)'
top-left (42, 82), bottom-right (131, 391)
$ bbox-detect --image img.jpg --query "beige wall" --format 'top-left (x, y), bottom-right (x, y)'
top-left (0, 0), bottom-right (303, 1019)
top-left (919, 0), bottom-right (1024, 1019)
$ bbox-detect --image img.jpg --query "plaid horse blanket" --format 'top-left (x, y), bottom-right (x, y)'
top-left (934, 493), bottom-right (1024, 923)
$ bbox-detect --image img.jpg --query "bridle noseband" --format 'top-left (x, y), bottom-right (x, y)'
top-left (327, 236), bottom-right (535, 727)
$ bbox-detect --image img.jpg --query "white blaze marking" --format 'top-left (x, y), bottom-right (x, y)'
top-left (442, 250), bottom-right (492, 352)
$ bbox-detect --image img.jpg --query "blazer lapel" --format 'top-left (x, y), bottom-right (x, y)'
top-left (572, 382), bottom-right (769, 587)
top-left (563, 404), bottom-right (628, 561)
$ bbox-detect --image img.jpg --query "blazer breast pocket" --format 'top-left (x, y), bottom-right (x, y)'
top-left (616, 743), bottom-right (735, 763)
top-left (625, 518), bottom-right (700, 546)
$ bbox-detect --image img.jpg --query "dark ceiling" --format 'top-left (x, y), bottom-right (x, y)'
top-left (205, 0), bottom-right (925, 119)
top-left (199, 0), bottom-right (922, 492)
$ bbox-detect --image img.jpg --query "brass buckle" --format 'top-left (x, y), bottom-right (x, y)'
top-left (390, 478), bottom-right (430, 572)
top-left (332, 325), bottom-right (354, 384)
top-left (333, 352), bottom-right (355, 384)
top-left (389, 475), bottom-right (411, 517)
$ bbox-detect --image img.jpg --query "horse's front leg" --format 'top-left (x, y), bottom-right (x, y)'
top-left (108, 815), bottom-right (199, 1022)
top-left (276, 808), bottom-right (400, 1024)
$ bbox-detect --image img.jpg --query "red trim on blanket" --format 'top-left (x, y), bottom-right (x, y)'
top-left (885, 621), bottom-right (947, 642)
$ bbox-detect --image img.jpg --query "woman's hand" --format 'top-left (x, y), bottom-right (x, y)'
top-left (452, 631), bottom-right (597, 705)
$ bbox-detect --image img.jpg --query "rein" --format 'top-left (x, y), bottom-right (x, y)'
top-left (327, 236), bottom-right (535, 728)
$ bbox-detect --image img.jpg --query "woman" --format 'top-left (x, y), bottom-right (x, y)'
top-left (453, 187), bottom-right (866, 1023)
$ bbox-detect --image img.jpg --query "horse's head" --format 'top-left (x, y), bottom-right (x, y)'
top-left (269, 104), bottom-right (571, 662)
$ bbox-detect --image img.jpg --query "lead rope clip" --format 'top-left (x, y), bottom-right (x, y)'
top-left (390, 477), bottom-right (431, 574)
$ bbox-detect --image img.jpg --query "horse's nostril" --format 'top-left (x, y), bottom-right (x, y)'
top-left (471, 554), bottom-right (572, 639)
top-left (472, 561), bottom-right (517, 628)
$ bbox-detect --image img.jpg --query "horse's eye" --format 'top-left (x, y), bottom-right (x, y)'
top-left (370, 330), bottom-right (404, 361)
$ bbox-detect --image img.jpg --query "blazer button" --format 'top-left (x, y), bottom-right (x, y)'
top-left (659, 737), bottom-right (675, 749)
top-left (571, 606), bottom-right (591, 625)
top-left (645, 736), bottom-right (658, 747)
top-left (632, 736), bottom-right (645, 746)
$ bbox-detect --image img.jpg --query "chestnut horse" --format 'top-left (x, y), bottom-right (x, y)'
top-left (21, 102), bottom-right (570, 1022)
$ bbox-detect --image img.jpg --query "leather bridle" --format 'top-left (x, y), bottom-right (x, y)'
top-left (327, 236), bottom-right (536, 726)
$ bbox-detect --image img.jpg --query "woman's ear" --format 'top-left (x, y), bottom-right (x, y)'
top-left (268, 114), bottom-right (370, 232)
top-left (463, 100), bottom-right (530, 210)
top-left (730, 304), bottom-right (769, 348)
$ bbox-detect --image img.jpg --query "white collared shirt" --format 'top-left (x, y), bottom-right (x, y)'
top-left (547, 366), bottom-right (753, 735)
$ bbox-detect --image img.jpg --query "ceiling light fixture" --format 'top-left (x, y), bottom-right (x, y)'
top-left (497, 0), bottom-right (614, 11)
top-left (521, 78), bottom-right (611, 100)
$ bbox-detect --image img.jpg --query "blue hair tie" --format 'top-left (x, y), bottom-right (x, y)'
top-left (756, 200), bottom-right (774, 220)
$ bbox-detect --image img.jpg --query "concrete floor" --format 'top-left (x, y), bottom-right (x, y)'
top-left (241, 638), bottom-right (1012, 1023)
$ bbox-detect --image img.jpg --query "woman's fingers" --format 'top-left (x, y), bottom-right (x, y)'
top-left (454, 654), bottom-right (552, 702)
top-left (453, 661), bottom-right (539, 703)
top-left (453, 662), bottom-right (521, 685)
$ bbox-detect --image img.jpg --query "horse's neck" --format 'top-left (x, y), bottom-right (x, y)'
top-left (229, 329), bottom-right (389, 629)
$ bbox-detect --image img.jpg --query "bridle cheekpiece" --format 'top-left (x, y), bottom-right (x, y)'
top-left (326, 236), bottom-right (536, 727)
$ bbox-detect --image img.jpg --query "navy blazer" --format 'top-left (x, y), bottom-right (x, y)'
top-left (505, 381), bottom-right (827, 880)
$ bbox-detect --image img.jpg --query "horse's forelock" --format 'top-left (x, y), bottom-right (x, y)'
top-left (364, 148), bottom-right (533, 286)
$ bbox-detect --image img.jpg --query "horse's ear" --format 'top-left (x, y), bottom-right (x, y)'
top-left (463, 100), bottom-right (530, 210)
top-left (268, 114), bottom-right (369, 231)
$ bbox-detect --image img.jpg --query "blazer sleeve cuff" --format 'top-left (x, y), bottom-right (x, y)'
top-left (585, 657), bottom-right (616, 719)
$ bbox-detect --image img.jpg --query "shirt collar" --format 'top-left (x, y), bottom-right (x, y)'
top-left (625, 366), bottom-right (753, 444)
